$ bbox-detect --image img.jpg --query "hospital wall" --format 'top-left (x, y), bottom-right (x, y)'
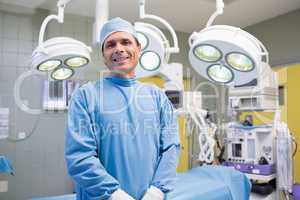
top-left (0, 9), bottom-right (84, 200)
top-left (244, 9), bottom-right (300, 182)
top-left (245, 9), bottom-right (300, 67)
top-left (275, 65), bottom-right (300, 184)
top-left (286, 65), bottom-right (300, 184)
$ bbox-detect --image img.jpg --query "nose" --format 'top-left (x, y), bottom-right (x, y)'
top-left (115, 42), bottom-right (125, 53)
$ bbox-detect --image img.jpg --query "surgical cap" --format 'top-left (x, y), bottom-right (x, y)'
top-left (100, 17), bottom-right (138, 48)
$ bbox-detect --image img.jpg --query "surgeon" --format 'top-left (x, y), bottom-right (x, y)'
top-left (65, 17), bottom-right (180, 200)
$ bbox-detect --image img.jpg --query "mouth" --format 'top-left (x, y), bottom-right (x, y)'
top-left (112, 56), bottom-right (130, 63)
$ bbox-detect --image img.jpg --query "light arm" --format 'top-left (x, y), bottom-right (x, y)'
top-left (38, 0), bottom-right (69, 45)
top-left (56, 0), bottom-right (72, 7)
top-left (206, 0), bottom-right (224, 27)
top-left (139, 0), bottom-right (179, 53)
top-left (93, 0), bottom-right (109, 44)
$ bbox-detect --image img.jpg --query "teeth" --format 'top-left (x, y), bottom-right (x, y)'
top-left (113, 57), bottom-right (129, 62)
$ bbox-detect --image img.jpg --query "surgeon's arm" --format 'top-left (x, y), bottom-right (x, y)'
top-left (65, 89), bottom-right (120, 200)
top-left (151, 93), bottom-right (180, 194)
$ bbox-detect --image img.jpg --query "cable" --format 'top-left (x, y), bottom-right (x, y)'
top-left (215, 135), bottom-right (225, 163)
top-left (282, 190), bottom-right (291, 200)
top-left (6, 113), bottom-right (41, 143)
top-left (291, 133), bottom-right (298, 157)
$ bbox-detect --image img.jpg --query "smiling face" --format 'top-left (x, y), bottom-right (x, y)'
top-left (102, 31), bottom-right (141, 78)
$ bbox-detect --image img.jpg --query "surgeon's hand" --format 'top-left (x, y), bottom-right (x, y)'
top-left (141, 186), bottom-right (164, 200)
top-left (109, 189), bottom-right (135, 200)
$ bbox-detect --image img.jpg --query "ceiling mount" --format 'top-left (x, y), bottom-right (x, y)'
top-left (202, 0), bottom-right (239, 5)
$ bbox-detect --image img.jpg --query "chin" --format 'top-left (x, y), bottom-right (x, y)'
top-left (110, 65), bottom-right (135, 75)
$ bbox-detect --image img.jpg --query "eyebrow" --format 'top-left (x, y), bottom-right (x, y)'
top-left (104, 40), bottom-right (115, 45)
top-left (106, 38), bottom-right (131, 44)
top-left (102, 37), bottom-right (140, 52)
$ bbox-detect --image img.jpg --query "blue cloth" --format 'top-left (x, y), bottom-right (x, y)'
top-left (31, 194), bottom-right (76, 200)
top-left (31, 166), bottom-right (251, 200)
top-left (65, 76), bottom-right (180, 200)
top-left (0, 155), bottom-right (14, 175)
top-left (167, 166), bottom-right (251, 200)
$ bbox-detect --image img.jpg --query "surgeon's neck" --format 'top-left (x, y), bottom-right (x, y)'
top-left (109, 71), bottom-right (136, 78)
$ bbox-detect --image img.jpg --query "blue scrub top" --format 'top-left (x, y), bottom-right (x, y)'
top-left (65, 76), bottom-right (180, 200)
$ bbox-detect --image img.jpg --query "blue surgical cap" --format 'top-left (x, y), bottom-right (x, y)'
top-left (100, 17), bottom-right (138, 48)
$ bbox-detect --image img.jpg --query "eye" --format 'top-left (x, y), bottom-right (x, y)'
top-left (122, 39), bottom-right (132, 46)
top-left (105, 41), bottom-right (115, 49)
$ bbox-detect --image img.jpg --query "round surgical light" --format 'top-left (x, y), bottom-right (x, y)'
top-left (207, 64), bottom-right (233, 83)
top-left (51, 67), bottom-right (74, 80)
top-left (65, 56), bottom-right (89, 68)
top-left (193, 44), bottom-right (222, 62)
top-left (137, 32), bottom-right (149, 50)
top-left (139, 51), bottom-right (161, 71)
top-left (134, 22), bottom-right (170, 78)
top-left (37, 59), bottom-right (61, 71)
top-left (226, 52), bottom-right (254, 72)
top-left (188, 25), bottom-right (268, 86)
top-left (32, 37), bottom-right (92, 76)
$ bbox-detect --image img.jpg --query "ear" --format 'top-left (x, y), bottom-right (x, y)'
top-left (103, 58), bottom-right (108, 66)
top-left (101, 50), bottom-right (107, 62)
top-left (137, 43), bottom-right (142, 55)
top-left (102, 54), bottom-right (108, 66)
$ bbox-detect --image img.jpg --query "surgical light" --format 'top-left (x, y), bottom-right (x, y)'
top-left (32, 0), bottom-right (92, 80)
top-left (37, 60), bottom-right (61, 71)
top-left (226, 52), bottom-right (254, 72)
top-left (134, 0), bottom-right (179, 78)
top-left (207, 64), bottom-right (233, 83)
top-left (65, 56), bottom-right (89, 68)
top-left (51, 66), bottom-right (74, 80)
top-left (193, 44), bottom-right (222, 62)
top-left (32, 37), bottom-right (91, 73)
top-left (188, 0), bottom-right (269, 87)
top-left (135, 22), bottom-right (168, 77)
top-left (136, 32), bottom-right (149, 50)
top-left (139, 51), bottom-right (161, 71)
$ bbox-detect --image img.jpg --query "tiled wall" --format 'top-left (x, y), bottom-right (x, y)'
top-left (0, 8), bottom-right (104, 200)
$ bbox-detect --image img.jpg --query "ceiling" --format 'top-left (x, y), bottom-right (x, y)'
top-left (1, 0), bottom-right (300, 33)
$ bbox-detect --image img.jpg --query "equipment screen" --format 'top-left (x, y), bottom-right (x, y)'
top-left (232, 143), bottom-right (242, 157)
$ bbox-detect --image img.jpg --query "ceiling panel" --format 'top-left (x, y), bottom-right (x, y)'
top-left (1, 0), bottom-right (300, 33)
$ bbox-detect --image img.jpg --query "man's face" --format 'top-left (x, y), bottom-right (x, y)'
top-left (102, 31), bottom-right (141, 77)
